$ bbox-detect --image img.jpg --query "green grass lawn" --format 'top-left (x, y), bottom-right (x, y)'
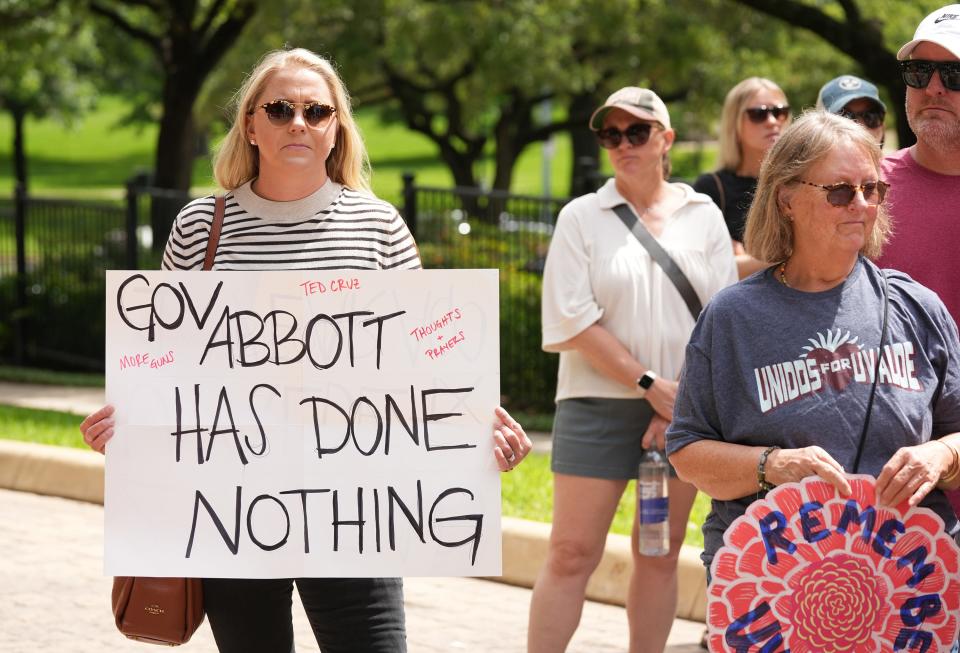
top-left (502, 452), bottom-right (710, 548)
top-left (0, 404), bottom-right (86, 448)
top-left (0, 97), bottom-right (558, 202)
top-left (0, 97), bottom-right (717, 204)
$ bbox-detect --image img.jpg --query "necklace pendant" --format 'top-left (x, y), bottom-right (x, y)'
top-left (778, 262), bottom-right (790, 288)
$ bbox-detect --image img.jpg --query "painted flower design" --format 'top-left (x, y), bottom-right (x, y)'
top-left (707, 475), bottom-right (960, 653)
top-left (790, 554), bottom-right (885, 651)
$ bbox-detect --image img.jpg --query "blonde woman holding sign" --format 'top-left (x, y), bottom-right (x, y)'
top-left (80, 47), bottom-right (530, 653)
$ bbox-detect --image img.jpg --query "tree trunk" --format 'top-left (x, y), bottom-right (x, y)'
top-left (149, 73), bottom-right (201, 251)
top-left (882, 74), bottom-right (913, 149)
top-left (12, 106), bottom-right (28, 193)
top-left (153, 71), bottom-right (201, 191)
top-left (568, 92), bottom-right (600, 196)
top-left (437, 143), bottom-right (479, 189)
top-left (491, 141), bottom-right (519, 193)
top-left (424, 138), bottom-right (482, 220)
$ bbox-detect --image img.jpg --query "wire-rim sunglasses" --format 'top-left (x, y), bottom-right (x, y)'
top-left (595, 122), bottom-right (661, 149)
top-left (744, 105), bottom-right (791, 124)
top-left (900, 60), bottom-right (960, 92)
top-left (797, 179), bottom-right (890, 207)
top-left (249, 99), bottom-right (337, 127)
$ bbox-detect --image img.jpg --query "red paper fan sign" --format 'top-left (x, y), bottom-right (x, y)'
top-left (707, 475), bottom-right (960, 652)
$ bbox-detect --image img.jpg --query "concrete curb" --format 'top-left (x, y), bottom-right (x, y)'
top-left (0, 439), bottom-right (105, 504)
top-left (0, 439), bottom-right (706, 622)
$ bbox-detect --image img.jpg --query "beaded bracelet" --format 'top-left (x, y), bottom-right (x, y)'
top-left (757, 445), bottom-right (779, 492)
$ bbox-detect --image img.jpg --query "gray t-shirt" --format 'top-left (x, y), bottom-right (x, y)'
top-left (666, 257), bottom-right (960, 568)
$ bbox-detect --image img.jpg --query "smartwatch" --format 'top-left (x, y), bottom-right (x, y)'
top-left (636, 371), bottom-right (657, 398)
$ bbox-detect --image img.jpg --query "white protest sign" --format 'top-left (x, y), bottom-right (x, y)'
top-left (104, 269), bottom-right (500, 578)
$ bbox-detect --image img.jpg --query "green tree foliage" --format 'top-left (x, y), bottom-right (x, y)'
top-left (0, 2), bottom-right (98, 191)
top-left (86, 0), bottom-right (257, 195)
top-left (81, 0), bottom-right (257, 251)
top-left (729, 0), bottom-right (949, 148)
top-left (287, 0), bottom-right (860, 191)
top-left (11, 1), bottom-right (921, 198)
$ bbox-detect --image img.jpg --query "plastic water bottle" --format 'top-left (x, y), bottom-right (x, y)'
top-left (637, 448), bottom-right (670, 556)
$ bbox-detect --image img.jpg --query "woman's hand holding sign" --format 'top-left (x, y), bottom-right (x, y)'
top-left (875, 438), bottom-right (959, 508)
top-left (492, 406), bottom-right (532, 472)
top-left (80, 404), bottom-right (115, 454)
top-left (765, 446), bottom-right (852, 498)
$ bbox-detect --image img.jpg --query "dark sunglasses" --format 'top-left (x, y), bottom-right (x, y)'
top-left (839, 108), bottom-right (886, 130)
top-left (595, 122), bottom-right (658, 149)
top-left (249, 99), bottom-right (337, 127)
top-left (797, 179), bottom-right (889, 207)
top-left (744, 105), bottom-right (791, 124)
top-left (900, 60), bottom-right (960, 92)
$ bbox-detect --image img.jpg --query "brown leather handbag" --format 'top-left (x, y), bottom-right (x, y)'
top-left (110, 196), bottom-right (225, 645)
top-left (111, 577), bottom-right (205, 645)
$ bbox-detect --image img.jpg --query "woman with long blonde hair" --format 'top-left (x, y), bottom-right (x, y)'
top-left (80, 47), bottom-right (531, 652)
top-left (693, 77), bottom-right (791, 279)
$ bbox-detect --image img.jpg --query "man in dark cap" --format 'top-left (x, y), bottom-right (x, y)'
top-left (817, 74), bottom-right (887, 145)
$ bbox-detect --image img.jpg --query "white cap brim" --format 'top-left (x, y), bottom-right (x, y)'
top-left (897, 37), bottom-right (960, 60)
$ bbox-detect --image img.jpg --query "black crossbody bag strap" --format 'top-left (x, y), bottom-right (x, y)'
top-left (711, 172), bottom-right (726, 213)
top-left (612, 203), bottom-right (703, 320)
top-left (851, 269), bottom-right (889, 474)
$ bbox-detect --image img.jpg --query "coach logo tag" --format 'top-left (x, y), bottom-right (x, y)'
top-left (144, 604), bottom-right (165, 616)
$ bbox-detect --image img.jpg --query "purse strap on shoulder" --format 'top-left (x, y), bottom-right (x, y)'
top-left (202, 195), bottom-right (226, 271)
top-left (612, 203), bottom-right (703, 320)
top-left (711, 172), bottom-right (726, 213)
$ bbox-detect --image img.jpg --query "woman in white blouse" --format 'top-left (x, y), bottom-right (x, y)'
top-left (527, 87), bottom-right (737, 653)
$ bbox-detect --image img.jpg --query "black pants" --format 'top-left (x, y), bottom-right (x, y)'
top-left (203, 577), bottom-right (406, 653)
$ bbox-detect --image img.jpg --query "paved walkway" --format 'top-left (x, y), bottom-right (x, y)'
top-left (1, 489), bottom-right (702, 652)
top-left (0, 381), bottom-right (107, 416)
top-left (0, 382), bottom-right (705, 651)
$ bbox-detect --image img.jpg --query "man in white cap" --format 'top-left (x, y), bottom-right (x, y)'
top-left (877, 4), bottom-right (960, 519)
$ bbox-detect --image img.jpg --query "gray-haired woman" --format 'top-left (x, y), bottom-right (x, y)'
top-left (668, 110), bottom-right (960, 584)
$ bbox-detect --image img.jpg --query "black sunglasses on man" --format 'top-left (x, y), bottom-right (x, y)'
top-left (900, 60), bottom-right (960, 91)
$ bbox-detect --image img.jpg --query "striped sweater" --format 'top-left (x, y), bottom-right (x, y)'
top-left (161, 180), bottom-right (421, 271)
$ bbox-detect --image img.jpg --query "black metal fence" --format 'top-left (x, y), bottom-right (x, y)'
top-left (1, 176), bottom-right (570, 411)
top-left (402, 174), bottom-right (568, 411)
top-left (0, 186), bottom-right (132, 370)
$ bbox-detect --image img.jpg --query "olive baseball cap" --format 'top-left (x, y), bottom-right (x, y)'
top-left (589, 87), bottom-right (671, 131)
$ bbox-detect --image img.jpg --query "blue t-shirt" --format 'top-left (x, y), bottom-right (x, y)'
top-left (666, 257), bottom-right (960, 568)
